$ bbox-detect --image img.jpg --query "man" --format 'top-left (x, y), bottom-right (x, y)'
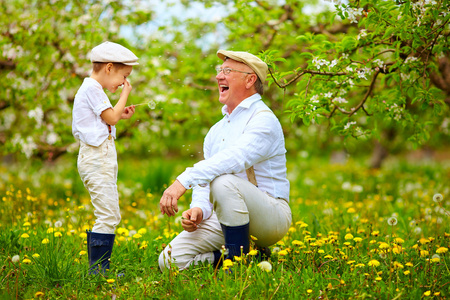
top-left (158, 50), bottom-right (291, 271)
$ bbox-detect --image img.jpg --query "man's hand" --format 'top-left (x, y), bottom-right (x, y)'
top-left (181, 207), bottom-right (203, 232)
top-left (121, 105), bottom-right (135, 119)
top-left (159, 180), bottom-right (187, 216)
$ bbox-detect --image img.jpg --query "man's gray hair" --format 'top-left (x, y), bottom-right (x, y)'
top-left (254, 77), bottom-right (264, 95)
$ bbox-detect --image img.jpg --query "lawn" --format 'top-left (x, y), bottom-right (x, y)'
top-left (0, 154), bottom-right (449, 299)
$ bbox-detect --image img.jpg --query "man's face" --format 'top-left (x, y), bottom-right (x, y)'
top-left (106, 64), bottom-right (133, 93)
top-left (215, 59), bottom-right (254, 110)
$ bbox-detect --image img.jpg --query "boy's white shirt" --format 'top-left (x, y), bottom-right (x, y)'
top-left (72, 78), bottom-right (117, 146)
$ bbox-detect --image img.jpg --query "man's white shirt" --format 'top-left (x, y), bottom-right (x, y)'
top-left (177, 93), bottom-right (290, 220)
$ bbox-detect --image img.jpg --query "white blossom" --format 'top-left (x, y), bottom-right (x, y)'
top-left (310, 95), bottom-right (320, 103)
top-left (357, 29), bottom-right (367, 40)
top-left (28, 107), bottom-right (44, 127)
top-left (344, 121), bottom-right (357, 130)
top-left (333, 97), bottom-right (348, 104)
top-left (324, 92), bottom-right (333, 98)
top-left (405, 56), bottom-right (418, 64)
top-left (46, 132), bottom-right (59, 145)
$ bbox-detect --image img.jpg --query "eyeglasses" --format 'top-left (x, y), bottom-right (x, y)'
top-left (215, 66), bottom-right (254, 76)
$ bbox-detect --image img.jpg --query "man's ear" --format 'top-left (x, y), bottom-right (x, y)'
top-left (245, 74), bottom-right (257, 90)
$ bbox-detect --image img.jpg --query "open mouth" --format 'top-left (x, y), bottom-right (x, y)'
top-left (220, 85), bottom-right (229, 93)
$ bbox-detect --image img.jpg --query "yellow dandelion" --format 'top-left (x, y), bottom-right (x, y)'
top-left (288, 227), bottom-right (296, 233)
top-left (79, 250), bottom-right (87, 256)
top-left (420, 250), bottom-right (429, 257)
top-left (379, 242), bottom-right (389, 249)
top-left (347, 207), bottom-right (356, 213)
top-left (371, 231), bottom-right (379, 236)
top-left (41, 238), bottom-right (49, 244)
top-left (431, 257), bottom-right (440, 263)
top-left (292, 240), bottom-right (303, 246)
top-left (434, 292), bottom-right (441, 296)
top-left (54, 232), bottom-right (62, 238)
top-left (23, 222), bottom-right (31, 227)
top-left (32, 253), bottom-right (40, 258)
top-left (248, 249), bottom-right (258, 256)
top-left (353, 237), bottom-right (363, 243)
top-left (250, 235), bottom-right (258, 241)
top-left (355, 263), bottom-right (365, 268)
top-left (278, 250), bottom-right (288, 256)
top-left (423, 290), bottom-right (431, 297)
top-left (133, 233), bottom-right (142, 239)
top-left (405, 262), bottom-right (414, 267)
top-left (307, 289), bottom-right (313, 294)
top-left (403, 270), bottom-right (411, 275)
top-left (370, 240), bottom-right (377, 244)
top-left (23, 258), bottom-right (32, 264)
top-left (223, 259), bottom-right (233, 268)
top-left (20, 233), bottom-right (29, 238)
top-left (324, 255), bottom-right (334, 259)
top-left (392, 245), bottom-right (403, 254)
top-left (47, 228), bottom-right (54, 234)
top-left (419, 238), bottom-right (430, 245)
top-left (375, 276), bottom-right (382, 281)
top-left (34, 292), bottom-right (45, 298)
top-left (138, 228), bottom-right (147, 235)
top-left (318, 249), bottom-right (324, 254)
top-left (344, 233), bottom-right (354, 240)
top-left (393, 262), bottom-right (404, 269)
top-left (368, 260), bottom-right (380, 267)
top-left (394, 237), bottom-right (405, 244)
top-left (436, 247), bottom-right (448, 254)
top-left (106, 279), bottom-right (115, 284)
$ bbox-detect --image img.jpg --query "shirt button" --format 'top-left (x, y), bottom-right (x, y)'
top-left (228, 120), bottom-right (230, 123)
top-left (222, 139), bottom-right (224, 141)
top-left (189, 185), bottom-right (192, 188)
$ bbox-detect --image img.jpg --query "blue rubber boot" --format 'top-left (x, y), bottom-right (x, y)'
top-left (87, 230), bottom-right (115, 274)
top-left (220, 223), bottom-right (250, 261)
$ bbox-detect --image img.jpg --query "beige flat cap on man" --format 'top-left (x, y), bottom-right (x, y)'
top-left (90, 41), bottom-right (139, 65)
top-left (217, 50), bottom-right (268, 82)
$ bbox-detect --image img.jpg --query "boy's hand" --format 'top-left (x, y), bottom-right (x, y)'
top-left (121, 105), bottom-right (135, 119)
top-left (120, 79), bottom-right (132, 98)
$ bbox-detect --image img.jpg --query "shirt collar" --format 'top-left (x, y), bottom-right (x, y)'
top-left (86, 77), bottom-right (103, 89)
top-left (221, 93), bottom-right (262, 116)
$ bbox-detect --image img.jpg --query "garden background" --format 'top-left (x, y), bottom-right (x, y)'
top-left (1, 0), bottom-right (449, 299)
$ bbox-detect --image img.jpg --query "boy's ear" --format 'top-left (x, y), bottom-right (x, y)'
top-left (105, 62), bottom-right (114, 74)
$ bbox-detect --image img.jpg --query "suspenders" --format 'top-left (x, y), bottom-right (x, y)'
top-left (244, 109), bottom-right (273, 187)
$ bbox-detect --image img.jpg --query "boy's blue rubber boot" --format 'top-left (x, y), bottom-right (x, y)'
top-left (220, 223), bottom-right (250, 261)
top-left (86, 230), bottom-right (115, 274)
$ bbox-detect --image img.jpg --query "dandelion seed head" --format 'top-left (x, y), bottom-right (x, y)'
top-left (387, 217), bottom-right (398, 226)
top-left (433, 193), bottom-right (443, 203)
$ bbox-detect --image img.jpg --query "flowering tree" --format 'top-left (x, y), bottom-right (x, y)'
top-left (1, 0), bottom-right (449, 165)
top-left (258, 0), bottom-right (450, 165)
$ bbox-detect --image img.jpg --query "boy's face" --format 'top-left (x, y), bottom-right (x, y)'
top-left (105, 64), bottom-right (133, 93)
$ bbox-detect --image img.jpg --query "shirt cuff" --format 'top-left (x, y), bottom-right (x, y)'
top-left (177, 169), bottom-right (193, 189)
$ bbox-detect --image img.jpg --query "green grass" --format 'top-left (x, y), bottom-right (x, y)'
top-left (0, 154), bottom-right (449, 299)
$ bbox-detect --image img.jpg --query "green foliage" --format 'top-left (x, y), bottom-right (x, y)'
top-left (1, 0), bottom-right (449, 161)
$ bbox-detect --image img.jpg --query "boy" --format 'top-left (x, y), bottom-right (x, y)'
top-left (72, 41), bottom-right (138, 274)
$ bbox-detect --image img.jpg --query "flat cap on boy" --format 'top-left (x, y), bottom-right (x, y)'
top-left (217, 50), bottom-right (268, 82)
top-left (90, 41), bottom-right (139, 65)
